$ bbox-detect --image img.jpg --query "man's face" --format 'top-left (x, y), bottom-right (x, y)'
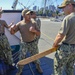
top-left (31, 13), bottom-right (36, 19)
top-left (62, 4), bottom-right (72, 15)
top-left (24, 13), bottom-right (31, 21)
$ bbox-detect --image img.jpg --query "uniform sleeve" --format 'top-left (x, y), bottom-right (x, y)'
top-left (37, 18), bottom-right (41, 29)
top-left (34, 22), bottom-right (40, 31)
top-left (59, 17), bottom-right (71, 35)
top-left (3, 20), bottom-right (8, 28)
top-left (31, 20), bottom-right (40, 31)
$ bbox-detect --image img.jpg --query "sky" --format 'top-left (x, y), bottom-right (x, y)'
top-left (0, 0), bottom-right (63, 10)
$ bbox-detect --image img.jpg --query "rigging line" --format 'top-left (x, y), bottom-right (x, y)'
top-left (18, 1), bottom-right (26, 9)
top-left (27, 0), bottom-right (36, 9)
top-left (28, 64), bottom-right (35, 75)
top-left (25, 53), bottom-right (35, 75)
top-left (18, 2), bottom-right (24, 9)
top-left (26, 0), bottom-right (30, 7)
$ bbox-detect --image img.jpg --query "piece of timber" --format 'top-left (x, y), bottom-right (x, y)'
top-left (17, 47), bottom-right (58, 66)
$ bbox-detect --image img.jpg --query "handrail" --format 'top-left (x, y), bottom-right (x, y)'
top-left (12, 51), bottom-right (19, 62)
top-left (12, 50), bottom-right (20, 57)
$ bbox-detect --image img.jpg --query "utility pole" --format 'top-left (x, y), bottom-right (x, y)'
top-left (43, 0), bottom-right (47, 14)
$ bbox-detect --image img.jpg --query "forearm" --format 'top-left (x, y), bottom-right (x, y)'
top-left (34, 30), bottom-right (40, 36)
top-left (53, 33), bottom-right (64, 47)
top-left (8, 23), bottom-right (14, 28)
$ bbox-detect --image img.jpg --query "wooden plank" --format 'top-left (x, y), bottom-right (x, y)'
top-left (17, 47), bottom-right (58, 66)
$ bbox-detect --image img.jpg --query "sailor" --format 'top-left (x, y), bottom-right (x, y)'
top-left (30, 10), bottom-right (41, 43)
top-left (0, 7), bottom-right (14, 70)
top-left (52, 0), bottom-right (75, 75)
top-left (10, 9), bottom-right (43, 75)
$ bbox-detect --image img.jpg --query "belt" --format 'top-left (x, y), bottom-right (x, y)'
top-left (26, 39), bottom-right (37, 43)
top-left (0, 33), bottom-right (4, 36)
top-left (63, 42), bottom-right (75, 46)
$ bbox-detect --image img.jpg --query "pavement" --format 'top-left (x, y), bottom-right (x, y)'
top-left (38, 18), bottom-right (62, 59)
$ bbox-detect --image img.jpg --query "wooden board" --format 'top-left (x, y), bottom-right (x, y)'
top-left (17, 47), bottom-right (58, 66)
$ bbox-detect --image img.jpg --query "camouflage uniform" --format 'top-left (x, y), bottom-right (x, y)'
top-left (16, 20), bottom-right (41, 74)
top-left (34, 18), bottom-right (41, 43)
top-left (0, 34), bottom-right (13, 65)
top-left (53, 0), bottom-right (75, 74)
top-left (54, 43), bottom-right (75, 75)
top-left (20, 42), bottom-right (39, 62)
top-left (18, 41), bottom-right (40, 74)
top-left (0, 20), bottom-right (13, 65)
top-left (31, 18), bottom-right (41, 44)
top-left (53, 10), bottom-right (75, 75)
top-left (11, 9), bottom-right (42, 74)
top-left (30, 11), bottom-right (41, 43)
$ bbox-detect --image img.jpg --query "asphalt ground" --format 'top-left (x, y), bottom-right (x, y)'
top-left (38, 18), bottom-right (62, 59)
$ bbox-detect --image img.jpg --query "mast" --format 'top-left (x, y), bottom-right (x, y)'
top-left (12, 0), bottom-right (18, 10)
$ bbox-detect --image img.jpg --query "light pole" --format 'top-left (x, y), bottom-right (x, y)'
top-left (43, 0), bottom-right (47, 15)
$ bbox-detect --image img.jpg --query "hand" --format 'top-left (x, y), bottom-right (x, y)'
top-left (10, 21), bottom-right (14, 26)
top-left (11, 25), bottom-right (16, 29)
top-left (10, 25), bottom-right (16, 34)
top-left (52, 43), bottom-right (58, 48)
top-left (29, 26), bottom-right (36, 32)
top-left (8, 21), bottom-right (14, 28)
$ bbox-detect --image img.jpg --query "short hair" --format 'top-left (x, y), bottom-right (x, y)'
top-left (72, 4), bottom-right (75, 7)
top-left (30, 11), bottom-right (36, 15)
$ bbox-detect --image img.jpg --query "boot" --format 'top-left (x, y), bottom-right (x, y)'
top-left (9, 63), bottom-right (16, 71)
top-left (16, 72), bottom-right (22, 75)
top-left (36, 63), bottom-right (43, 73)
top-left (16, 65), bottom-right (23, 75)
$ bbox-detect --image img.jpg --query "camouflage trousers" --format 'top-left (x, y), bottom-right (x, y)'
top-left (0, 35), bottom-right (13, 65)
top-left (54, 43), bottom-right (75, 75)
top-left (17, 40), bottom-right (40, 74)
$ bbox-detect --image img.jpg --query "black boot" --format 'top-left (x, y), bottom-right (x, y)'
top-left (16, 72), bottom-right (22, 75)
top-left (9, 63), bottom-right (16, 71)
top-left (36, 63), bottom-right (43, 73)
